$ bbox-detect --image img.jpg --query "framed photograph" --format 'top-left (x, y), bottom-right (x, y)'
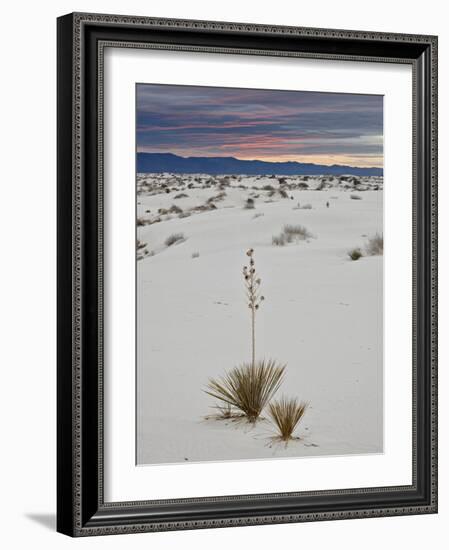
top-left (57, 12), bottom-right (438, 536)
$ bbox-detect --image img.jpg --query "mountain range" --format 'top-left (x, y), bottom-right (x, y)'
top-left (137, 152), bottom-right (383, 177)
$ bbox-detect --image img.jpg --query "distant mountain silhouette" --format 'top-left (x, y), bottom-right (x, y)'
top-left (137, 152), bottom-right (383, 177)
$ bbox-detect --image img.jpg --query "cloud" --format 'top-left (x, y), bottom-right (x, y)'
top-left (136, 83), bottom-right (383, 167)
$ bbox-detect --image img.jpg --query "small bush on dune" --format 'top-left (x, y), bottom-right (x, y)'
top-left (191, 251), bottom-right (200, 259)
top-left (272, 224), bottom-right (312, 246)
top-left (244, 197), bottom-right (255, 209)
top-left (348, 248), bottom-right (363, 261)
top-left (205, 360), bottom-right (286, 423)
top-left (350, 194), bottom-right (362, 200)
top-left (283, 224), bottom-right (312, 240)
top-left (165, 232), bottom-right (185, 247)
top-left (268, 397), bottom-right (308, 442)
top-left (272, 234), bottom-right (286, 246)
top-left (366, 233), bottom-right (383, 255)
top-left (169, 204), bottom-right (183, 214)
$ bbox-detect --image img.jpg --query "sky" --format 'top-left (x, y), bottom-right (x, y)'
top-left (136, 84), bottom-right (383, 168)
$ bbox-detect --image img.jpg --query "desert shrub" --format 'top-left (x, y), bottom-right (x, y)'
top-left (272, 224), bottom-right (312, 246)
top-left (244, 197), bottom-right (255, 209)
top-left (178, 211), bottom-right (191, 219)
top-left (297, 182), bottom-right (309, 189)
top-left (263, 184), bottom-right (275, 191)
top-left (350, 194), bottom-right (362, 200)
top-left (169, 204), bottom-right (183, 214)
top-left (268, 397), bottom-right (308, 442)
top-left (283, 224), bottom-right (312, 240)
top-left (191, 251), bottom-right (200, 259)
top-left (279, 188), bottom-right (289, 198)
top-left (165, 233), bottom-right (185, 247)
top-left (366, 233), bottom-right (383, 255)
top-left (207, 192), bottom-right (226, 204)
top-left (137, 217), bottom-right (147, 227)
top-left (205, 360), bottom-right (286, 423)
top-left (174, 192), bottom-right (189, 199)
top-left (348, 248), bottom-right (363, 261)
top-left (272, 234), bottom-right (286, 246)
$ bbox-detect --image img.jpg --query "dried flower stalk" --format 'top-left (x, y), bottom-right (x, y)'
top-left (243, 248), bottom-right (265, 368)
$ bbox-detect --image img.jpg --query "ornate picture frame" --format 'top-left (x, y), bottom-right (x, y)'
top-left (57, 12), bottom-right (437, 536)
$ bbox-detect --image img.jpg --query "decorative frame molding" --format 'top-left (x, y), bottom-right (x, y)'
top-left (57, 12), bottom-right (437, 537)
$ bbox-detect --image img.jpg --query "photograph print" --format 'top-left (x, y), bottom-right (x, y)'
top-left (136, 83), bottom-right (383, 466)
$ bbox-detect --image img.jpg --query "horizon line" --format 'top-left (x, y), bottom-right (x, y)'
top-left (137, 151), bottom-right (383, 170)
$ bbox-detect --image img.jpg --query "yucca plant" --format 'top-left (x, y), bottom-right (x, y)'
top-left (205, 360), bottom-right (286, 423)
top-left (268, 396), bottom-right (308, 442)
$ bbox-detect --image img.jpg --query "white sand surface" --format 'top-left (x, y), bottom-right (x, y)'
top-left (136, 174), bottom-right (383, 465)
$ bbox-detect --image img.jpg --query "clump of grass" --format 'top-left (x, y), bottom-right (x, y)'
top-left (165, 232), bottom-right (185, 247)
top-left (244, 197), bottom-right (255, 209)
top-left (168, 204), bottom-right (183, 214)
top-left (205, 360), bottom-right (286, 423)
top-left (174, 192), bottom-right (189, 199)
top-left (205, 403), bottom-right (244, 421)
top-left (283, 224), bottom-right (312, 240)
top-left (268, 397), bottom-right (308, 442)
top-left (365, 233), bottom-right (383, 255)
top-left (350, 194), bottom-right (362, 200)
top-left (178, 211), bottom-right (191, 219)
top-left (272, 234), bottom-right (286, 246)
top-left (191, 251), bottom-right (200, 259)
top-left (348, 248), bottom-right (363, 261)
top-left (272, 224), bottom-right (312, 246)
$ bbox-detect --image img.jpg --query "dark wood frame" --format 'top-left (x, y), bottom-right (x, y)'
top-left (57, 12), bottom-right (438, 537)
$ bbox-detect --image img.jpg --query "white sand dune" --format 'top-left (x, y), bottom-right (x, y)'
top-left (136, 174), bottom-right (383, 465)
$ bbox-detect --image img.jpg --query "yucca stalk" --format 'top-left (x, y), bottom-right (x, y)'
top-left (205, 360), bottom-right (285, 423)
top-left (268, 397), bottom-right (308, 442)
top-left (243, 248), bottom-right (264, 368)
